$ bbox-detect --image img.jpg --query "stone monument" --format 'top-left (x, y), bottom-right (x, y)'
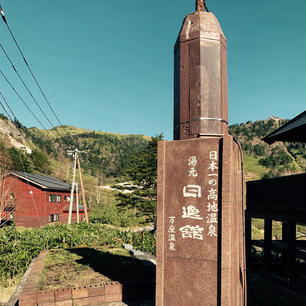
top-left (156, 2), bottom-right (247, 305)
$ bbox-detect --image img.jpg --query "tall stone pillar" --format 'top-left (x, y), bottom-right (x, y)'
top-left (156, 3), bottom-right (246, 306)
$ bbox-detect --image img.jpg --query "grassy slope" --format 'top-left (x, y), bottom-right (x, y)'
top-left (30, 125), bottom-right (151, 140)
top-left (243, 153), bottom-right (268, 181)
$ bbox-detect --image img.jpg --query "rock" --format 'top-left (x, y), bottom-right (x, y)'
top-left (122, 244), bottom-right (133, 251)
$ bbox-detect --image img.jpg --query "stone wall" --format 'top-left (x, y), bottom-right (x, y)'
top-left (18, 251), bottom-right (123, 306)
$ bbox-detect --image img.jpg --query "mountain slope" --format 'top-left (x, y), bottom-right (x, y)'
top-left (27, 126), bottom-right (150, 180)
top-left (0, 114), bottom-right (305, 183)
top-left (0, 115), bottom-right (32, 154)
top-left (229, 117), bottom-right (306, 180)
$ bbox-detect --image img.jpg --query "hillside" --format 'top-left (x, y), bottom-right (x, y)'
top-left (229, 117), bottom-right (306, 180)
top-left (27, 126), bottom-right (150, 181)
top-left (0, 114), bottom-right (305, 183)
top-left (0, 115), bottom-right (52, 175)
top-left (0, 114), bottom-right (305, 229)
top-left (0, 115), bottom-right (32, 154)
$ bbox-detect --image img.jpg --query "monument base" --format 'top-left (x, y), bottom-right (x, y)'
top-left (156, 134), bottom-right (246, 306)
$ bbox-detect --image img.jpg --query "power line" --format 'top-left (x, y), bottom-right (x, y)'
top-left (0, 90), bottom-right (38, 152)
top-left (0, 4), bottom-right (74, 143)
top-left (0, 67), bottom-right (74, 148)
top-left (14, 152), bottom-right (43, 227)
top-left (0, 43), bottom-right (69, 143)
top-left (0, 92), bottom-right (37, 150)
top-left (0, 93), bottom-right (61, 227)
top-left (0, 89), bottom-right (16, 122)
top-left (204, 0), bottom-right (209, 12)
top-left (0, 91), bottom-right (66, 227)
top-left (0, 69), bottom-right (49, 131)
top-left (0, 92), bottom-right (11, 120)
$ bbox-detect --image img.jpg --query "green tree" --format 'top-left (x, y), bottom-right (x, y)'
top-left (30, 149), bottom-right (52, 174)
top-left (125, 135), bottom-right (161, 189)
top-left (253, 144), bottom-right (265, 156)
top-left (0, 113), bottom-right (8, 121)
top-left (13, 118), bottom-right (26, 132)
top-left (116, 135), bottom-right (163, 224)
top-left (8, 147), bottom-right (32, 172)
top-left (259, 148), bottom-right (292, 168)
top-left (262, 170), bottom-right (276, 179)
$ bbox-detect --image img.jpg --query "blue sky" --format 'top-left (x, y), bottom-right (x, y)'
top-left (0, 0), bottom-right (305, 140)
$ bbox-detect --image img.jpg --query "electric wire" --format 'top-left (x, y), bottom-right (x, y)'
top-left (0, 91), bottom-right (51, 227)
top-left (204, 0), bottom-right (209, 12)
top-left (0, 69), bottom-right (49, 131)
top-left (0, 5), bottom-right (88, 225)
top-left (0, 100), bottom-right (36, 153)
top-left (0, 43), bottom-right (70, 143)
top-left (0, 66), bottom-right (74, 148)
top-left (0, 5), bottom-right (73, 226)
top-left (16, 153), bottom-right (43, 227)
top-left (0, 4), bottom-right (74, 144)
top-left (0, 84), bottom-right (15, 120)
top-left (0, 93), bottom-right (10, 120)
top-left (0, 90), bottom-right (39, 152)
top-left (0, 91), bottom-right (59, 227)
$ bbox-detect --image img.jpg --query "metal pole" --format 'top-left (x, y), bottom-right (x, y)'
top-left (76, 182), bottom-right (79, 223)
top-left (77, 157), bottom-right (89, 223)
top-left (67, 151), bottom-right (77, 224)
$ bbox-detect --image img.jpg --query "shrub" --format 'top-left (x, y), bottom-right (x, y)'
top-left (0, 223), bottom-right (156, 284)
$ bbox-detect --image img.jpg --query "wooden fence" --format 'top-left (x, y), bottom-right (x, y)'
top-left (245, 173), bottom-right (306, 296)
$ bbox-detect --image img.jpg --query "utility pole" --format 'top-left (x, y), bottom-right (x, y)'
top-left (67, 150), bottom-right (77, 224)
top-left (77, 158), bottom-right (89, 223)
top-left (67, 149), bottom-right (87, 224)
top-left (76, 182), bottom-right (79, 223)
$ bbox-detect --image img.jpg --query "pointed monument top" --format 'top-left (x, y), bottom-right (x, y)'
top-left (179, 11), bottom-right (225, 41)
top-left (174, 1), bottom-right (227, 140)
top-left (196, 0), bottom-right (204, 11)
top-left (196, 0), bottom-right (209, 12)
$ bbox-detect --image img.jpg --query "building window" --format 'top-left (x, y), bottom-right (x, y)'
top-left (64, 195), bottom-right (71, 202)
top-left (49, 194), bottom-right (62, 202)
top-left (10, 193), bottom-right (15, 200)
top-left (49, 194), bottom-right (57, 202)
top-left (49, 214), bottom-right (59, 222)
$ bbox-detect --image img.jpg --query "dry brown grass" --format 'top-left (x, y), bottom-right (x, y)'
top-left (0, 278), bottom-right (18, 305)
top-left (38, 246), bottom-right (155, 290)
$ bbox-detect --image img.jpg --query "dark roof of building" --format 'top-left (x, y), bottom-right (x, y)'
top-left (11, 171), bottom-right (71, 191)
top-left (262, 111), bottom-right (306, 144)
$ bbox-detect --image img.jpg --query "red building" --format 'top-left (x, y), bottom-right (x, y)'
top-left (1, 171), bottom-right (87, 227)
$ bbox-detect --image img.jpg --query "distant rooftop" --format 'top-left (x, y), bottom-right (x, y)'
top-left (262, 111), bottom-right (306, 144)
top-left (11, 171), bottom-right (71, 191)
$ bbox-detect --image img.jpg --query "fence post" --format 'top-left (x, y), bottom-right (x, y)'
top-left (264, 219), bottom-right (272, 273)
top-left (287, 222), bottom-right (296, 281)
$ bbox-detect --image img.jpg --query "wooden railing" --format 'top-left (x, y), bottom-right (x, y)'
top-left (245, 173), bottom-right (306, 295)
